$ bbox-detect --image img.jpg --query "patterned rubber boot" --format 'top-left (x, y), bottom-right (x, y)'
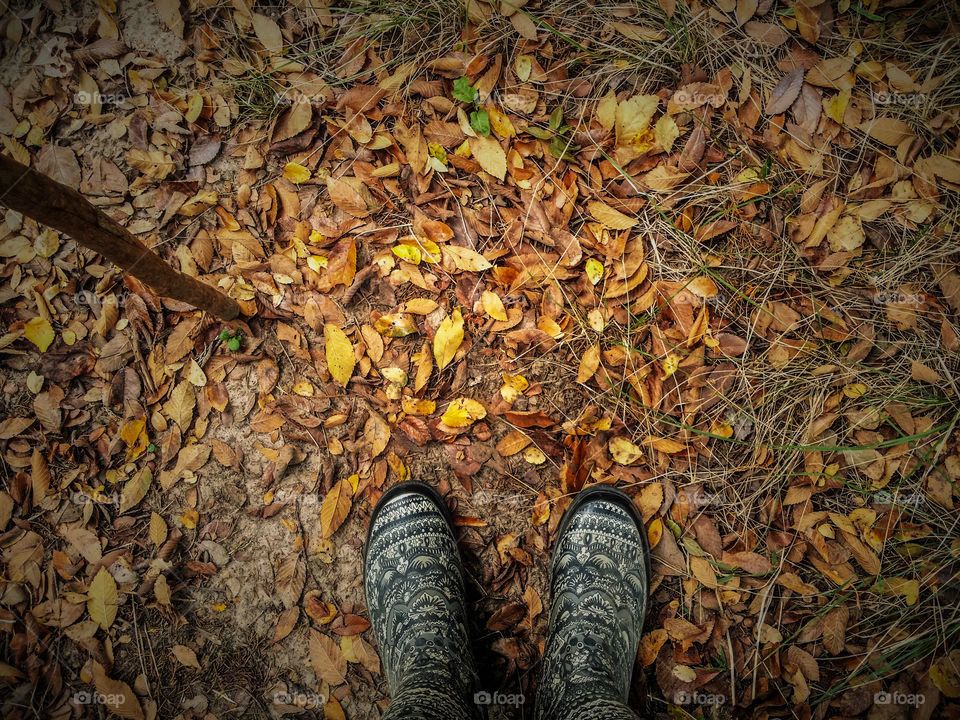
top-left (363, 482), bottom-right (483, 720)
top-left (534, 484), bottom-right (651, 720)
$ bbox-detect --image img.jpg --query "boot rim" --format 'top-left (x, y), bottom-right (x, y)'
top-left (362, 481), bottom-right (457, 571)
top-left (553, 483), bottom-right (652, 598)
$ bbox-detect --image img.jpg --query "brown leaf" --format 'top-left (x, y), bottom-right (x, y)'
top-left (765, 68), bottom-right (804, 116)
top-left (365, 411), bottom-right (391, 457)
top-left (258, 358), bottom-right (280, 393)
top-left (503, 410), bottom-right (555, 428)
top-left (822, 604), bottom-right (848, 655)
top-left (33, 386), bottom-right (64, 433)
top-left (327, 177), bottom-right (369, 218)
top-left (172, 645), bottom-right (201, 670)
top-left (92, 662), bottom-right (144, 719)
top-left (309, 630), bottom-right (347, 685)
top-left (723, 551), bottom-right (772, 574)
top-left (271, 607), bottom-right (299, 644)
top-left (486, 603), bottom-right (526, 631)
top-left (776, 572), bottom-right (819, 595)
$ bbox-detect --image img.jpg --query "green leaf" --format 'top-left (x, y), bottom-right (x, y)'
top-left (227, 337), bottom-right (241, 351)
top-left (452, 76), bottom-right (478, 103)
top-left (549, 106), bottom-right (563, 132)
top-left (524, 126), bottom-right (553, 140)
top-left (219, 329), bottom-right (230, 341)
top-left (548, 135), bottom-right (579, 160)
top-left (469, 109), bottom-right (491, 136)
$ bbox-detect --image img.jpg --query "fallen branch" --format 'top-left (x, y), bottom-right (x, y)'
top-left (0, 153), bottom-right (239, 320)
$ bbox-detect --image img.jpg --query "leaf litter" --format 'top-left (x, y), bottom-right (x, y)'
top-left (0, 0), bottom-right (959, 718)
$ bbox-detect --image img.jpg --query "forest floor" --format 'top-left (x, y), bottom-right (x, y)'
top-left (1, 0), bottom-right (959, 719)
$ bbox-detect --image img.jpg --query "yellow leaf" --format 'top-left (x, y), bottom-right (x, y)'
top-left (320, 478), bottom-right (352, 538)
top-left (401, 396), bottom-right (436, 415)
top-left (514, 55), bottom-right (533, 82)
top-left (662, 353), bottom-right (680, 378)
top-left (283, 162), bottom-right (311, 184)
top-left (524, 446), bottom-right (546, 465)
top-left (537, 315), bottom-right (563, 338)
top-left (487, 106), bottom-right (516, 139)
top-left (481, 290), bottom-right (508, 321)
top-left (654, 115), bottom-right (679, 152)
top-left (404, 297), bottom-right (439, 314)
top-left (180, 508), bottom-right (199, 529)
top-left (433, 307), bottom-right (464, 371)
top-left (577, 344), bottom-right (601, 383)
top-left (647, 517), bottom-right (663, 550)
top-left (929, 653), bottom-right (960, 698)
top-left (842, 382), bottom-right (867, 398)
top-left (587, 200), bottom-right (637, 229)
top-left (500, 373), bottom-right (528, 403)
top-left (24, 316), bottom-right (54, 352)
top-left (375, 313), bottom-right (419, 337)
top-left (443, 245), bottom-right (492, 272)
top-left (609, 436), bottom-right (643, 465)
top-left (596, 90), bottom-right (617, 132)
top-left (324, 324), bottom-right (355, 386)
top-left (468, 135), bottom-right (506, 181)
top-left (184, 358), bottom-right (207, 386)
top-left (615, 94), bottom-right (659, 146)
top-left (307, 254), bottom-right (328, 272)
top-left (823, 89), bottom-right (851, 124)
top-left (392, 243), bottom-right (422, 264)
top-left (585, 258), bottom-right (604, 285)
top-left (882, 577), bottom-right (919, 606)
top-left (710, 420), bottom-right (734, 438)
top-left (441, 397), bottom-right (486, 427)
top-left (87, 567), bottom-right (118, 630)
top-left (293, 381), bottom-right (315, 396)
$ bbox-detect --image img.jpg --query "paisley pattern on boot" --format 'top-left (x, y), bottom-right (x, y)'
top-left (534, 486), bottom-right (650, 720)
top-left (363, 483), bottom-right (483, 720)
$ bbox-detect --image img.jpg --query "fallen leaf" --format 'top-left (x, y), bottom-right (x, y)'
top-left (87, 566), bottom-right (118, 631)
top-left (325, 324), bottom-right (355, 386)
top-left (320, 478), bottom-right (352, 538)
top-left (433, 307), bottom-right (464, 371)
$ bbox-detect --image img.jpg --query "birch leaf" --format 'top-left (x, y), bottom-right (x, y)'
top-left (468, 135), bottom-right (506, 180)
top-left (325, 324), bottom-right (355, 386)
top-left (433, 307), bottom-right (464, 371)
top-left (87, 567), bottom-right (118, 630)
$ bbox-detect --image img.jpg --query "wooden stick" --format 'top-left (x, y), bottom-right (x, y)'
top-left (0, 153), bottom-right (239, 320)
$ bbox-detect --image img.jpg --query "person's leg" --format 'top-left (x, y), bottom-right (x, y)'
top-left (364, 482), bottom-right (483, 720)
top-left (534, 485), bottom-right (650, 720)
